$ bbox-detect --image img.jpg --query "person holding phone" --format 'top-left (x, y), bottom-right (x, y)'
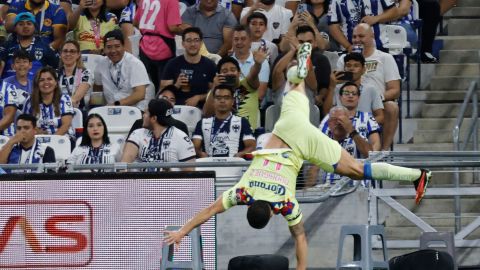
top-left (70, 0), bottom-right (119, 54)
top-left (324, 53), bottom-right (384, 125)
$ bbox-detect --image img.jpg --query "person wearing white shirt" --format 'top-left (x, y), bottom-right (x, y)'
top-left (336, 23), bottom-right (400, 150)
top-left (93, 29), bottom-right (154, 111)
top-left (247, 11), bottom-right (279, 67)
top-left (240, 0), bottom-right (292, 43)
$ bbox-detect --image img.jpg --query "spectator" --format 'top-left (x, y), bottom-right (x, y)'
top-left (0, 12), bottom-right (58, 80)
top-left (93, 29), bottom-right (154, 111)
top-left (360, 0), bottom-right (398, 50)
top-left (247, 12), bottom-right (278, 67)
top-left (4, 49), bottom-right (33, 94)
top-left (127, 85), bottom-right (189, 137)
top-left (328, 0), bottom-right (364, 51)
top-left (0, 78), bottom-right (19, 137)
top-left (305, 0), bottom-right (339, 51)
top-left (182, 0), bottom-right (237, 56)
top-left (67, 113), bottom-right (121, 166)
top-left (160, 27), bottom-right (216, 108)
top-left (240, 0), bottom-right (292, 44)
top-left (204, 53), bottom-right (267, 130)
top-left (232, 25), bottom-right (270, 102)
top-left (272, 25), bottom-right (330, 109)
top-left (23, 66), bottom-right (74, 137)
top-left (193, 84), bottom-right (255, 158)
top-left (70, 0), bottom-right (119, 54)
top-left (118, 0), bottom-right (137, 53)
top-left (218, 0), bottom-right (244, 20)
top-left (105, 0), bottom-right (130, 19)
top-left (0, 114), bottom-right (56, 166)
top-left (337, 23), bottom-right (400, 150)
top-left (58, 40), bottom-right (94, 110)
top-left (133, 0), bottom-right (183, 92)
top-left (324, 52), bottom-right (384, 124)
top-left (3, 0), bottom-right (74, 29)
top-left (6, 0), bottom-right (68, 50)
top-left (308, 102), bottom-right (380, 186)
top-left (279, 8), bottom-right (328, 52)
top-left (121, 98), bottom-right (196, 171)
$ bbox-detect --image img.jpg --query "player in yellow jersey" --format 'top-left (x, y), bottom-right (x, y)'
top-left (165, 43), bottom-right (431, 270)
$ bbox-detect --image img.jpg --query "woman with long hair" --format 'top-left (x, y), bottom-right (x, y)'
top-left (58, 40), bottom-right (94, 110)
top-left (70, 0), bottom-right (119, 54)
top-left (305, 0), bottom-right (338, 51)
top-left (68, 113), bottom-right (121, 165)
top-left (23, 67), bottom-right (74, 136)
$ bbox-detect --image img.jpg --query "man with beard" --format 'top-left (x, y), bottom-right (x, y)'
top-left (121, 98), bottom-right (196, 171)
top-left (160, 27), bottom-right (217, 108)
top-left (5, 0), bottom-right (68, 50)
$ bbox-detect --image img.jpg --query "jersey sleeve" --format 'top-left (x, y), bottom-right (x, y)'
top-left (60, 94), bottom-right (74, 116)
top-left (52, 6), bottom-right (68, 26)
top-left (278, 197), bottom-right (302, 227)
top-left (192, 119), bottom-right (203, 140)
top-left (126, 128), bottom-right (143, 148)
top-left (327, 0), bottom-right (341, 24)
top-left (366, 113), bottom-right (381, 135)
top-left (175, 131), bottom-right (196, 161)
top-left (4, 83), bottom-right (19, 108)
top-left (240, 117), bottom-right (254, 140)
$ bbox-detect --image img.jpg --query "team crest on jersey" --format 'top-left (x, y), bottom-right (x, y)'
top-left (43, 19), bottom-right (52, 27)
top-left (273, 22), bottom-right (280, 29)
top-left (34, 50), bottom-right (43, 60)
top-left (232, 124), bottom-right (240, 133)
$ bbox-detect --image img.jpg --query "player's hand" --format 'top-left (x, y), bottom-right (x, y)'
top-left (164, 230), bottom-right (184, 247)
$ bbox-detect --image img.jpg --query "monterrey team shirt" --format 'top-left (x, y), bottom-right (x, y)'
top-left (222, 148), bottom-right (303, 227)
top-left (127, 127), bottom-right (196, 164)
top-left (328, 0), bottom-right (365, 47)
top-left (0, 81), bottom-right (20, 136)
top-left (362, 0), bottom-right (396, 48)
top-left (192, 114), bottom-right (254, 157)
top-left (68, 143), bottom-right (122, 165)
top-left (23, 93), bottom-right (75, 136)
top-left (0, 37), bottom-right (59, 79)
top-left (7, 0), bottom-right (68, 45)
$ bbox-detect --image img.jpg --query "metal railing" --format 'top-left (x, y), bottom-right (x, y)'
top-left (368, 151), bottom-right (480, 248)
top-left (453, 80), bottom-right (479, 232)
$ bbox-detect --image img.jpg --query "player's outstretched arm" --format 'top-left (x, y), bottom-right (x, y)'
top-left (289, 221), bottom-right (308, 270)
top-left (164, 196), bottom-right (226, 246)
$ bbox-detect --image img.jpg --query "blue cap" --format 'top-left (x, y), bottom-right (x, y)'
top-left (14, 12), bottom-right (36, 26)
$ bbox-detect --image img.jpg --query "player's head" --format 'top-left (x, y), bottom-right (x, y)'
top-left (247, 200), bottom-right (272, 229)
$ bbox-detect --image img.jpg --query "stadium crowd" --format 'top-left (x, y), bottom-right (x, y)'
top-left (0, 0), bottom-right (456, 183)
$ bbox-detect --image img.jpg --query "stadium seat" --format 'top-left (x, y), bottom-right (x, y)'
top-left (88, 106), bottom-right (142, 135)
top-left (196, 157), bottom-right (246, 180)
top-left (72, 108), bottom-right (83, 130)
top-left (172, 105), bottom-right (202, 135)
top-left (82, 54), bottom-right (105, 73)
top-left (383, 25), bottom-right (409, 55)
top-left (206, 53), bottom-right (222, 64)
top-left (0, 135), bottom-right (9, 150)
top-left (265, 104), bottom-right (281, 132)
top-left (256, 132), bottom-right (272, 150)
top-left (35, 135), bottom-right (71, 162)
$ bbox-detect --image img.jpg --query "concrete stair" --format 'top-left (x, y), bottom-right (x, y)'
top-left (388, 2), bottom-right (480, 265)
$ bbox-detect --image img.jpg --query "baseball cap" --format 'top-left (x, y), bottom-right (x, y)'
top-left (148, 99), bottom-right (176, 127)
top-left (104, 29), bottom-right (124, 45)
top-left (14, 12), bottom-right (36, 26)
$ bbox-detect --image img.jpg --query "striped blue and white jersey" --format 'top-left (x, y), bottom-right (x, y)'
top-left (68, 143), bottom-right (121, 166)
top-left (119, 0), bottom-right (136, 25)
top-left (327, 0), bottom-right (365, 47)
top-left (23, 93), bottom-right (75, 136)
top-left (0, 81), bottom-right (20, 136)
top-left (392, 0), bottom-right (414, 25)
top-left (362, 0), bottom-right (396, 48)
top-left (319, 111), bottom-right (380, 184)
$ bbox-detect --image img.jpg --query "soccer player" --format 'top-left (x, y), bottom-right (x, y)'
top-left (165, 42), bottom-right (431, 270)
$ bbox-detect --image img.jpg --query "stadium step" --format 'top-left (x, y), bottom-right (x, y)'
top-left (438, 36), bottom-right (480, 50)
top-left (456, 0), bottom-right (480, 7)
top-left (429, 76), bottom-right (478, 91)
top-left (413, 129), bottom-right (480, 143)
top-left (415, 118), bottom-right (474, 130)
top-left (389, 197), bottom-right (480, 214)
top-left (404, 90), bottom-right (468, 103)
top-left (439, 50), bottom-right (480, 64)
top-left (434, 64), bottom-right (480, 76)
top-left (420, 103), bottom-right (478, 118)
top-left (396, 171), bottom-right (477, 186)
top-left (386, 212), bottom-right (479, 227)
top-left (444, 7), bottom-right (480, 18)
top-left (448, 19), bottom-right (480, 36)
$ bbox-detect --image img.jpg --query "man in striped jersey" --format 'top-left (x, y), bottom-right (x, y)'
top-left (328, 0), bottom-right (365, 51)
top-left (0, 78), bottom-right (19, 136)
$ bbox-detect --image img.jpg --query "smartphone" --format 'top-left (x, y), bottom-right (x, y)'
top-left (223, 75), bottom-right (237, 87)
top-left (337, 71), bottom-right (354, 81)
top-left (296, 3), bottom-right (308, 14)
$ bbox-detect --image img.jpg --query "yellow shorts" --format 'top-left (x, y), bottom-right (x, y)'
top-left (273, 90), bottom-right (342, 173)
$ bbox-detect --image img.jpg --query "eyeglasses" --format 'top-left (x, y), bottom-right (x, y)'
top-left (341, 91), bottom-right (359, 97)
top-left (62, 49), bottom-right (78, 54)
top-left (214, 95), bottom-right (233, 101)
top-left (184, 38), bottom-right (201, 43)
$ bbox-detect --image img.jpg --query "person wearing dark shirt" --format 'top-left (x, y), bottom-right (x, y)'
top-left (0, 114), bottom-right (56, 166)
top-left (0, 12), bottom-right (58, 79)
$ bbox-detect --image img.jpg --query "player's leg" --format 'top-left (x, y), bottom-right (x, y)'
top-left (286, 42), bottom-right (313, 96)
top-left (334, 149), bottom-right (431, 204)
